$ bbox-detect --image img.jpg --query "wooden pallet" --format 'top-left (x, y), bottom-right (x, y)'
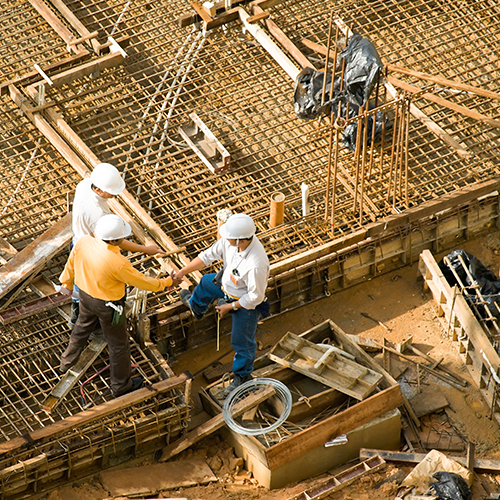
top-left (268, 332), bottom-right (383, 400)
top-left (418, 249), bottom-right (500, 424)
top-left (290, 455), bottom-right (386, 500)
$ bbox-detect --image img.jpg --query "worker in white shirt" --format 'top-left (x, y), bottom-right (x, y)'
top-left (172, 214), bottom-right (270, 396)
top-left (69, 162), bottom-right (166, 327)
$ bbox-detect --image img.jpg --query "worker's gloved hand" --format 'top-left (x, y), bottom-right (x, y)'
top-left (144, 244), bottom-right (167, 256)
top-left (55, 285), bottom-right (72, 295)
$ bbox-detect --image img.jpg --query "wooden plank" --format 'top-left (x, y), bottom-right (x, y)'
top-left (290, 455), bottom-right (386, 500)
top-left (159, 384), bottom-right (276, 462)
top-left (27, 0), bottom-right (87, 54)
top-left (41, 338), bottom-right (107, 413)
top-left (0, 292), bottom-right (72, 324)
top-left (100, 459), bottom-right (217, 497)
top-left (360, 448), bottom-right (500, 473)
top-left (265, 384), bottom-right (402, 470)
top-left (0, 212), bottom-right (72, 301)
top-left (409, 391), bottom-right (449, 418)
top-left (0, 373), bottom-right (189, 457)
top-left (27, 51), bottom-right (125, 93)
top-left (386, 64), bottom-right (500, 101)
top-left (388, 76), bottom-right (500, 128)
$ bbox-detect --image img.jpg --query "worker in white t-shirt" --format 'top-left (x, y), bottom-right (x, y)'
top-left (69, 163), bottom-right (166, 327)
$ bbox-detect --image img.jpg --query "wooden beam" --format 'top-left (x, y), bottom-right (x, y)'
top-left (0, 213), bottom-right (72, 301)
top-left (253, 6), bottom-right (311, 69)
top-left (360, 448), bottom-right (500, 473)
top-left (27, 51), bottom-right (125, 96)
top-left (41, 338), bottom-right (107, 413)
top-left (0, 373), bottom-right (190, 457)
top-left (386, 64), bottom-right (500, 101)
top-left (265, 384), bottom-right (402, 470)
top-left (159, 384), bottom-right (276, 462)
top-left (388, 76), bottom-right (500, 129)
top-left (27, 0), bottom-right (88, 55)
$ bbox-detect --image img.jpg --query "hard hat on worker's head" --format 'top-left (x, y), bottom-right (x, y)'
top-left (95, 214), bottom-right (131, 241)
top-left (219, 213), bottom-right (256, 240)
top-left (90, 163), bottom-right (125, 195)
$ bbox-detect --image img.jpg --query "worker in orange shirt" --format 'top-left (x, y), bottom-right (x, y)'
top-left (58, 214), bottom-right (174, 398)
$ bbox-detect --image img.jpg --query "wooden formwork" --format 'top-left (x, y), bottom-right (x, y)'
top-left (0, 375), bottom-right (191, 500)
top-left (150, 185), bottom-right (500, 359)
top-left (199, 319), bottom-right (402, 488)
top-left (418, 249), bottom-right (500, 424)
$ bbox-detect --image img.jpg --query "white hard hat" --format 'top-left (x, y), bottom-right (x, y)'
top-left (95, 214), bottom-right (131, 240)
top-left (219, 213), bottom-right (256, 240)
top-left (90, 163), bottom-right (126, 195)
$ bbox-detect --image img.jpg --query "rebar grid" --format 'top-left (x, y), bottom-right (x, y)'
top-left (0, 99), bottom-right (78, 248)
top-left (0, 309), bottom-right (174, 443)
top-left (0, 1), bottom-right (80, 82)
top-left (0, 402), bottom-right (190, 499)
top-left (26, 0), bottom-right (495, 259)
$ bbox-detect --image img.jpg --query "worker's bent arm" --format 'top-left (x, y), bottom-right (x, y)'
top-left (119, 262), bottom-right (173, 291)
top-left (119, 239), bottom-right (166, 256)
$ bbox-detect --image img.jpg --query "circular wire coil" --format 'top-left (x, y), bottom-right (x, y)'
top-left (222, 377), bottom-right (292, 436)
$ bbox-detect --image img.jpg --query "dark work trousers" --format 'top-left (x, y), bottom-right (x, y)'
top-left (60, 289), bottom-right (132, 396)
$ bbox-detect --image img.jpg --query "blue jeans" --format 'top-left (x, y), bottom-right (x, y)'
top-left (190, 273), bottom-right (260, 377)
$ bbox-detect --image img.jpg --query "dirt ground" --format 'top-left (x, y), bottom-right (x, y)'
top-left (46, 228), bottom-right (500, 500)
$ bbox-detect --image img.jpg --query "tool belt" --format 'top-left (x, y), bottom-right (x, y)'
top-left (105, 296), bottom-right (127, 327)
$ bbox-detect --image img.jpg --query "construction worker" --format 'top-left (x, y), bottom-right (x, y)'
top-left (58, 214), bottom-right (174, 398)
top-left (172, 213), bottom-right (270, 396)
top-left (69, 162), bottom-right (166, 327)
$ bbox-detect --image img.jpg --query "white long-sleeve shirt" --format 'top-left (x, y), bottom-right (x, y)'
top-left (198, 236), bottom-right (269, 310)
top-left (72, 178), bottom-right (111, 240)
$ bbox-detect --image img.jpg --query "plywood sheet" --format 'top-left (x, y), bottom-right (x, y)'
top-left (99, 459), bottom-right (217, 496)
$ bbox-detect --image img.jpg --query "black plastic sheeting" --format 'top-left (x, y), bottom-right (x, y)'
top-left (438, 249), bottom-right (500, 320)
top-left (430, 472), bottom-right (471, 500)
top-left (337, 33), bottom-right (383, 108)
top-left (293, 32), bottom-right (389, 151)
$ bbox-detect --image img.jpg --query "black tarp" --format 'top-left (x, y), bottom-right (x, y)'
top-left (293, 33), bottom-right (389, 151)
